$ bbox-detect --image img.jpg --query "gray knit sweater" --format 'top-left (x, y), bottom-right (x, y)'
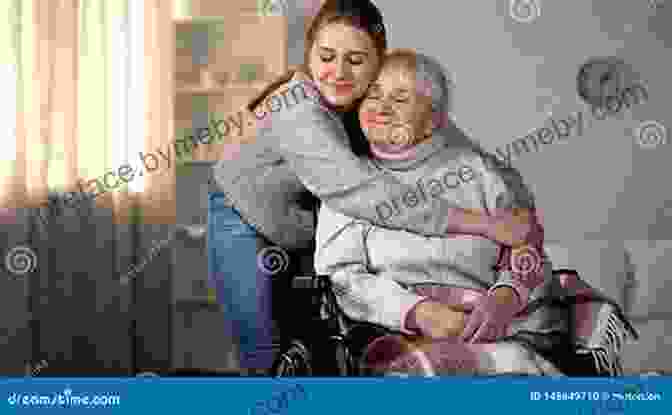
top-left (314, 132), bottom-right (556, 334)
top-left (212, 78), bottom-right (483, 250)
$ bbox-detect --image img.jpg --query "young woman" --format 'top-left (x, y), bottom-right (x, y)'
top-left (208, 0), bottom-right (541, 374)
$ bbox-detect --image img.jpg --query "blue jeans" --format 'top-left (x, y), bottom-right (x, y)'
top-left (207, 192), bottom-right (281, 370)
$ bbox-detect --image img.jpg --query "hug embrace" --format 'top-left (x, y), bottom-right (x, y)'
top-left (208, 0), bottom-right (636, 376)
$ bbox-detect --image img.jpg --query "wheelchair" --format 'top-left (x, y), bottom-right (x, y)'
top-left (271, 273), bottom-right (391, 377)
top-left (270, 271), bottom-right (606, 377)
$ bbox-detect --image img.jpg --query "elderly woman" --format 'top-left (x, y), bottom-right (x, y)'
top-left (315, 49), bottom-right (572, 376)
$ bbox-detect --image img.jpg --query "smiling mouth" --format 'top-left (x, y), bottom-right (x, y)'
top-left (369, 120), bottom-right (390, 127)
top-left (362, 115), bottom-right (391, 126)
top-left (327, 81), bottom-right (354, 87)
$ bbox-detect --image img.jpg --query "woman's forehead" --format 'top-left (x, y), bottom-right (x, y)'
top-left (375, 63), bottom-right (416, 87)
top-left (314, 21), bottom-right (376, 51)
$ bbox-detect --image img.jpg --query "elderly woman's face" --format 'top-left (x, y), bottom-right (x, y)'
top-left (358, 62), bottom-right (434, 152)
top-left (308, 22), bottom-right (381, 109)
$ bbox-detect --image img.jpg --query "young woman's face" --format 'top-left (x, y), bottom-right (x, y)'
top-left (358, 63), bottom-right (434, 150)
top-left (308, 22), bottom-right (381, 109)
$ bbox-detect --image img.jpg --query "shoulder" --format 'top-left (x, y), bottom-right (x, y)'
top-left (260, 79), bottom-right (338, 121)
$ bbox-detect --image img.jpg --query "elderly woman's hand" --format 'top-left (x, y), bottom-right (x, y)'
top-left (412, 300), bottom-right (466, 339)
top-left (460, 286), bottom-right (522, 343)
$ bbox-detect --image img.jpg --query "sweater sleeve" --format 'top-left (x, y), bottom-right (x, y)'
top-left (314, 206), bottom-right (426, 334)
top-left (262, 80), bottom-right (464, 237)
top-left (473, 153), bottom-right (549, 303)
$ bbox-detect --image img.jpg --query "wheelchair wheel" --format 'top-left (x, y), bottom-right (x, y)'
top-left (272, 340), bottom-right (313, 377)
top-left (333, 337), bottom-right (353, 376)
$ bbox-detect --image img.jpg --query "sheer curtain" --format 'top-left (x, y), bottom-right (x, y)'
top-left (0, 0), bottom-right (175, 374)
top-left (1, 0), bottom-right (175, 225)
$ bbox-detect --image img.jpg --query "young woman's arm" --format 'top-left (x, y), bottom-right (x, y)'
top-left (259, 80), bottom-right (492, 238)
top-left (460, 153), bottom-right (547, 343)
top-left (478, 153), bottom-right (547, 298)
top-left (314, 206), bottom-right (464, 336)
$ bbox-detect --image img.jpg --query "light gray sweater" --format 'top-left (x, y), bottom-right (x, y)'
top-left (212, 78), bottom-right (479, 250)
top-left (314, 132), bottom-right (555, 333)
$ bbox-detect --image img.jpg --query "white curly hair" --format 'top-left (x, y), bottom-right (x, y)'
top-left (383, 48), bottom-right (455, 129)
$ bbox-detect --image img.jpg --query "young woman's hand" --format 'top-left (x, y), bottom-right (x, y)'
top-left (487, 208), bottom-right (544, 248)
top-left (440, 207), bottom-right (541, 248)
top-left (412, 300), bottom-right (466, 339)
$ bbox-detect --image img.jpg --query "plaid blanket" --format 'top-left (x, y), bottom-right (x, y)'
top-left (361, 335), bottom-right (566, 376)
top-left (360, 270), bottom-right (638, 376)
top-left (555, 269), bottom-right (638, 376)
